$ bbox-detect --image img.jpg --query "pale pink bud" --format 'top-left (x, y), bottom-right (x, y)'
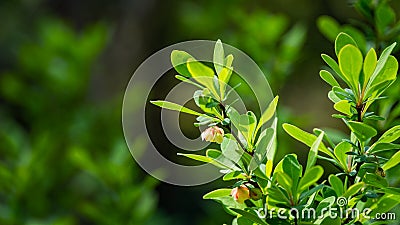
top-left (201, 126), bottom-right (224, 144)
top-left (231, 185), bottom-right (250, 203)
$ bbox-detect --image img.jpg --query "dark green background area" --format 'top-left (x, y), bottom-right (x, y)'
top-left (0, 0), bottom-right (399, 224)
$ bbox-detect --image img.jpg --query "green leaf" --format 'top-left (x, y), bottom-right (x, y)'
top-left (338, 44), bottom-right (363, 91)
top-left (175, 75), bottom-right (204, 89)
top-left (218, 67), bottom-right (233, 100)
top-left (335, 32), bottom-right (358, 56)
top-left (334, 141), bottom-right (352, 172)
top-left (363, 48), bottom-right (377, 85)
top-left (317, 16), bottom-right (340, 42)
top-left (221, 136), bottom-right (243, 163)
top-left (251, 128), bottom-right (274, 168)
top-left (187, 58), bottom-right (219, 98)
top-left (171, 50), bottom-right (193, 77)
top-left (346, 121), bottom-right (377, 142)
top-left (229, 209), bottom-right (268, 225)
top-left (320, 70), bottom-right (340, 87)
top-left (177, 153), bottom-right (229, 169)
top-left (282, 123), bottom-right (334, 158)
top-left (329, 175), bottom-right (344, 196)
top-left (298, 166), bottom-right (324, 193)
top-left (370, 194), bottom-right (400, 218)
top-left (282, 154), bottom-right (301, 194)
top-left (203, 188), bottom-right (232, 199)
top-left (368, 55), bottom-right (398, 92)
top-left (366, 43), bottom-right (397, 91)
top-left (275, 172), bottom-right (293, 193)
top-left (206, 149), bottom-right (241, 171)
top-left (223, 171), bottom-right (247, 181)
top-left (333, 100), bottom-right (352, 116)
top-left (225, 54), bottom-right (234, 68)
top-left (364, 173), bottom-right (388, 188)
top-left (382, 150), bottom-right (400, 171)
top-left (321, 54), bottom-right (352, 89)
top-left (375, 3), bottom-right (396, 34)
top-left (150, 100), bottom-right (202, 116)
top-left (342, 182), bottom-right (364, 198)
top-left (368, 143), bottom-right (400, 154)
top-left (213, 39), bottom-right (224, 74)
top-left (254, 96), bottom-right (279, 137)
top-left (306, 132), bottom-right (324, 172)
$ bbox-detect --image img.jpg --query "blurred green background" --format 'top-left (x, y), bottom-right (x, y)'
top-left (1, 0), bottom-right (399, 224)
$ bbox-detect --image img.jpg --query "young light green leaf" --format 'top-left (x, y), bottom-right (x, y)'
top-left (282, 154), bottom-right (301, 194)
top-left (321, 54), bottom-right (352, 88)
top-left (329, 175), bottom-right (344, 196)
top-left (251, 128), bottom-right (274, 168)
top-left (334, 141), bottom-right (352, 172)
top-left (254, 96), bottom-right (279, 137)
top-left (213, 39), bottom-right (224, 75)
top-left (175, 75), bottom-right (205, 89)
top-left (275, 172), bottom-right (293, 193)
top-left (342, 182), bottom-right (364, 198)
top-left (218, 67), bottom-right (232, 100)
top-left (282, 123), bottom-right (334, 158)
top-left (187, 58), bottom-right (219, 99)
top-left (363, 48), bottom-right (377, 85)
top-left (346, 121), bottom-right (377, 142)
top-left (338, 44), bottom-right (363, 91)
top-left (306, 132), bottom-right (324, 172)
top-left (366, 42), bottom-right (397, 90)
top-left (171, 50), bottom-right (193, 77)
top-left (177, 153), bottom-right (228, 169)
top-left (151, 100), bottom-right (202, 116)
top-left (223, 171), bottom-right (247, 181)
top-left (333, 100), bottom-right (352, 116)
top-left (320, 70), bottom-right (340, 87)
top-left (203, 188), bottom-right (232, 199)
top-left (225, 54), bottom-right (234, 68)
top-left (382, 150), bottom-right (400, 171)
top-left (335, 32), bottom-right (358, 56)
top-left (369, 55), bottom-right (398, 90)
top-left (298, 166), bottom-right (324, 193)
top-left (376, 125), bottom-right (400, 144)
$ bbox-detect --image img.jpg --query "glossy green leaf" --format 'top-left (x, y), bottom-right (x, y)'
top-left (150, 100), bottom-right (202, 116)
top-left (334, 141), bottom-right (352, 172)
top-left (218, 67), bottom-right (232, 100)
top-left (306, 132), bottom-right (324, 172)
top-left (366, 43), bottom-right (396, 91)
top-left (282, 154), bottom-right (301, 194)
top-left (346, 121), bottom-right (377, 142)
top-left (335, 32), bottom-right (358, 56)
top-left (187, 58), bottom-right (219, 98)
top-left (342, 182), bottom-right (364, 198)
top-left (370, 194), bottom-right (400, 218)
top-left (223, 171), bottom-right (247, 181)
top-left (338, 44), bottom-right (363, 91)
top-left (298, 166), bottom-right (324, 193)
top-left (329, 175), bottom-right (344, 196)
top-left (251, 128), bottom-right (274, 168)
top-left (368, 143), bottom-right (400, 154)
top-left (229, 209), bottom-right (268, 225)
top-left (369, 55), bottom-right (398, 91)
top-left (363, 48), bottom-right (377, 84)
top-left (254, 96), bottom-right (279, 137)
top-left (225, 54), bottom-right (234, 68)
top-left (175, 75), bottom-right (204, 89)
top-left (171, 50), bottom-right (194, 77)
top-left (364, 173), bottom-right (388, 188)
top-left (213, 39), bottom-right (224, 74)
top-left (321, 54), bottom-right (352, 88)
top-left (221, 136), bottom-right (242, 163)
top-left (333, 100), bottom-right (352, 116)
top-left (283, 123), bottom-right (334, 158)
top-left (382, 150), bottom-right (400, 171)
top-left (320, 70), bottom-right (340, 87)
top-left (275, 172), bottom-right (293, 192)
top-left (203, 188), bottom-right (232, 199)
top-left (177, 153), bottom-right (229, 170)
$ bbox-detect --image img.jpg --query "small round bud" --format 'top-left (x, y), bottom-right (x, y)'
top-left (250, 188), bottom-right (263, 200)
top-left (201, 126), bottom-right (224, 144)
